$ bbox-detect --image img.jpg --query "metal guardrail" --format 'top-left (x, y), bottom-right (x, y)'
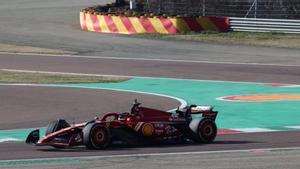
top-left (230, 17), bottom-right (300, 34)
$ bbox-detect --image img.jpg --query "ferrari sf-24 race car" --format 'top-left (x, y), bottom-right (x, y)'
top-left (26, 100), bottom-right (218, 149)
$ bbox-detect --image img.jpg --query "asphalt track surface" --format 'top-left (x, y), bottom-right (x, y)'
top-left (1, 53), bottom-right (300, 84)
top-left (0, 131), bottom-right (299, 161)
top-left (1, 0), bottom-right (300, 167)
top-left (0, 85), bottom-right (179, 130)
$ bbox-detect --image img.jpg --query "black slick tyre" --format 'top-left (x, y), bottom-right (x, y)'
top-left (197, 118), bottom-right (217, 143)
top-left (189, 118), bottom-right (217, 144)
top-left (83, 123), bottom-right (111, 150)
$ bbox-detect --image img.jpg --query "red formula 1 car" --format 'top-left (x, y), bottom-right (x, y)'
top-left (26, 100), bottom-right (218, 149)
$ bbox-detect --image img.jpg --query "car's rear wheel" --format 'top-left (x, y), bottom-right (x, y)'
top-left (196, 118), bottom-right (217, 143)
top-left (189, 118), bottom-right (217, 144)
top-left (83, 123), bottom-right (111, 149)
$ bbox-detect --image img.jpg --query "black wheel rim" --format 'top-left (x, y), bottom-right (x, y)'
top-left (92, 127), bottom-right (107, 145)
top-left (199, 121), bottom-right (216, 141)
top-left (203, 123), bottom-right (213, 137)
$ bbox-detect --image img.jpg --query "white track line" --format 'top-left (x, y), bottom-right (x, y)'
top-left (282, 85), bottom-right (300, 88)
top-left (0, 52), bottom-right (72, 57)
top-left (286, 126), bottom-right (300, 129)
top-left (2, 69), bottom-right (300, 86)
top-left (234, 128), bottom-right (278, 133)
top-left (1, 51), bottom-right (300, 67)
top-left (2, 147), bottom-right (300, 163)
top-left (0, 83), bottom-right (187, 112)
top-left (0, 138), bottom-right (20, 142)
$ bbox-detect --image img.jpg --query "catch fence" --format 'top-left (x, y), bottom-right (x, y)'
top-left (139, 0), bottom-right (300, 19)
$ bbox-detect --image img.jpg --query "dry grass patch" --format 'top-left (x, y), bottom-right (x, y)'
top-left (0, 70), bottom-right (128, 84)
top-left (0, 44), bottom-right (76, 55)
top-left (135, 32), bottom-right (300, 49)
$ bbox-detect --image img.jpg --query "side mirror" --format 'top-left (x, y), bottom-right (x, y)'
top-left (131, 99), bottom-right (141, 114)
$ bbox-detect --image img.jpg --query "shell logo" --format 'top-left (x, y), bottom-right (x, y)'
top-left (142, 123), bottom-right (154, 137)
top-left (219, 94), bottom-right (300, 102)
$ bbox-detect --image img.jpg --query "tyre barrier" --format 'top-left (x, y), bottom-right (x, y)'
top-left (80, 11), bottom-right (230, 34)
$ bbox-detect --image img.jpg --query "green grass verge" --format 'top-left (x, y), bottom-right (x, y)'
top-left (134, 31), bottom-right (300, 49)
top-left (0, 70), bottom-right (129, 84)
top-left (0, 43), bottom-right (76, 55)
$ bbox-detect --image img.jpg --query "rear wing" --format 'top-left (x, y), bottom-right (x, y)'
top-left (189, 105), bottom-right (218, 121)
top-left (201, 110), bottom-right (218, 121)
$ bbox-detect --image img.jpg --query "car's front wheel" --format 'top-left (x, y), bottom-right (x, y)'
top-left (83, 123), bottom-right (111, 149)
